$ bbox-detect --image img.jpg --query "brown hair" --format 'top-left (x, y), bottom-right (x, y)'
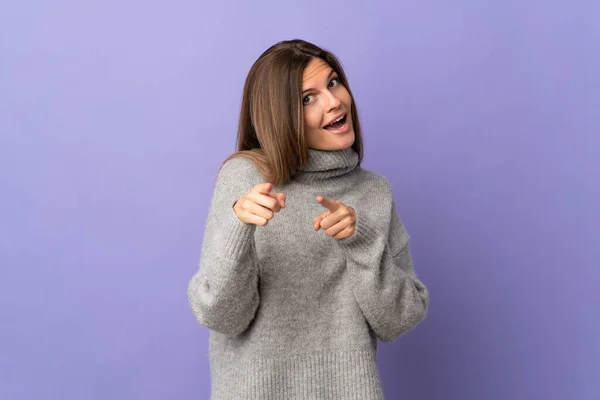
top-left (222, 39), bottom-right (364, 186)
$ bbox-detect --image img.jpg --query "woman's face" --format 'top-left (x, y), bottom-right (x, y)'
top-left (301, 58), bottom-right (355, 150)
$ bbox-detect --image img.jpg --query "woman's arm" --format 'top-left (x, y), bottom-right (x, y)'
top-left (337, 194), bottom-right (429, 343)
top-left (187, 158), bottom-right (261, 337)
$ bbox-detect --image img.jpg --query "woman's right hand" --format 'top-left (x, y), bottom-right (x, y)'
top-left (233, 183), bottom-right (286, 226)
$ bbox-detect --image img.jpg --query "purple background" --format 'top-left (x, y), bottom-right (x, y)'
top-left (1, 1), bottom-right (599, 399)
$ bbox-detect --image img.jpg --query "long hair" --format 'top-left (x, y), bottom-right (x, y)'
top-left (222, 39), bottom-right (364, 186)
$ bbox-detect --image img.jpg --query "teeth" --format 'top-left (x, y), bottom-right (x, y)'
top-left (327, 115), bottom-right (345, 127)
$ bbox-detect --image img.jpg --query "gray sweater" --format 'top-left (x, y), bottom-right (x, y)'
top-left (188, 147), bottom-right (429, 400)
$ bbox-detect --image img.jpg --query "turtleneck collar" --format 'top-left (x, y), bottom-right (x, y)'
top-left (292, 146), bottom-right (359, 182)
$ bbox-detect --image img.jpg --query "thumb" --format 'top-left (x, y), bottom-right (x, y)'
top-left (277, 192), bottom-right (286, 208)
top-left (313, 211), bottom-right (329, 231)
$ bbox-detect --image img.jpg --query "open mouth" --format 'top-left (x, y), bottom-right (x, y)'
top-left (323, 114), bottom-right (347, 130)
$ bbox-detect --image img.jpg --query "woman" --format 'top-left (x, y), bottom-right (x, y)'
top-left (188, 39), bottom-right (429, 400)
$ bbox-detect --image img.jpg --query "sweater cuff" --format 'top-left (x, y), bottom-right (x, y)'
top-left (217, 202), bottom-right (257, 261)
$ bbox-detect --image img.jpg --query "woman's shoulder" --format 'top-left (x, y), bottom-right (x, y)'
top-left (216, 154), bottom-right (266, 187)
top-left (219, 155), bottom-right (259, 174)
top-left (354, 166), bottom-right (394, 198)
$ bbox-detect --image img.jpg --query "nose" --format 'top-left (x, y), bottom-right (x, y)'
top-left (324, 90), bottom-right (342, 112)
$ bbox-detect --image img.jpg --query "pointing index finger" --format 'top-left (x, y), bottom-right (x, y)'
top-left (317, 196), bottom-right (339, 212)
top-left (254, 182), bottom-right (273, 194)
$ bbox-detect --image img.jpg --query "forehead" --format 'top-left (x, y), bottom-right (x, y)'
top-left (302, 58), bottom-right (333, 84)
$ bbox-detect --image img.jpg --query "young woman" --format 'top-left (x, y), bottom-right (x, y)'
top-left (188, 39), bottom-right (429, 400)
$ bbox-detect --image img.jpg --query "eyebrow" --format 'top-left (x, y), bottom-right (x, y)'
top-left (302, 69), bottom-right (336, 94)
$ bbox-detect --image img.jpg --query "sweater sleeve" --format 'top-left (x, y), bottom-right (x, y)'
top-left (337, 195), bottom-right (429, 343)
top-left (187, 157), bottom-right (262, 337)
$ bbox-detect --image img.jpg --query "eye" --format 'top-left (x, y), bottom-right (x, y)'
top-left (303, 94), bottom-right (314, 106)
top-left (328, 77), bottom-right (340, 88)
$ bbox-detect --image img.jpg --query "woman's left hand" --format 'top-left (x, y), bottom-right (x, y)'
top-left (313, 196), bottom-right (357, 240)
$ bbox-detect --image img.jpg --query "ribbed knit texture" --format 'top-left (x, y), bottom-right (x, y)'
top-left (188, 147), bottom-right (429, 399)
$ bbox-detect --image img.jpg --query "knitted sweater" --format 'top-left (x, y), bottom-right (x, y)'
top-left (187, 146), bottom-right (429, 400)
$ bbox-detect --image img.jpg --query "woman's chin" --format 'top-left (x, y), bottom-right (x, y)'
top-left (314, 134), bottom-right (355, 151)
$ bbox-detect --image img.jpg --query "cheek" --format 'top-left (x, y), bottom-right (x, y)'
top-left (304, 108), bottom-right (322, 130)
top-left (341, 87), bottom-right (352, 107)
